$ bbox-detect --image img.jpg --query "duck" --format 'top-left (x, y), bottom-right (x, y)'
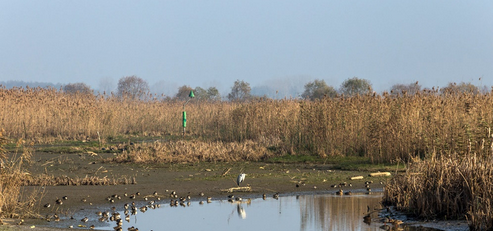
top-left (336, 189), bottom-right (344, 195)
top-left (53, 213), bottom-right (60, 222)
top-left (363, 214), bottom-right (371, 225)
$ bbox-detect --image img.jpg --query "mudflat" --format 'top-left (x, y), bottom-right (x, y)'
top-left (8, 151), bottom-right (387, 230)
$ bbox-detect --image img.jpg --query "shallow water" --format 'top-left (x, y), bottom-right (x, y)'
top-left (42, 191), bottom-right (443, 231)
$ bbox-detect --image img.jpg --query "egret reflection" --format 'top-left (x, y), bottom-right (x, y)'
top-left (237, 204), bottom-right (247, 219)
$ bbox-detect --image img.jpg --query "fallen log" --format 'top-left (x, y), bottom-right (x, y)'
top-left (368, 172), bottom-right (391, 177)
top-left (220, 186), bottom-right (252, 193)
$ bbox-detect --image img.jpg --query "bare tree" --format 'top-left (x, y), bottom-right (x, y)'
top-left (228, 80), bottom-right (251, 101)
top-left (63, 82), bottom-right (92, 95)
top-left (117, 76), bottom-right (150, 99)
top-left (301, 79), bottom-right (337, 100)
top-left (390, 81), bottom-right (422, 96)
top-left (440, 82), bottom-right (480, 95)
top-left (99, 77), bottom-right (115, 94)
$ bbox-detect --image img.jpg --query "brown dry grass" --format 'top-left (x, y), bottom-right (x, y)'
top-left (21, 174), bottom-right (135, 186)
top-left (3, 87), bottom-right (493, 225)
top-left (108, 139), bottom-right (274, 164)
top-left (2, 87), bottom-right (493, 163)
top-left (0, 133), bottom-right (42, 219)
top-left (383, 151), bottom-right (493, 230)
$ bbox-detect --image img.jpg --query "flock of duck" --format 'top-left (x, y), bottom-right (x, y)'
top-left (42, 188), bottom-right (284, 230)
top-left (40, 173), bottom-right (386, 230)
top-left (332, 180), bottom-right (377, 195)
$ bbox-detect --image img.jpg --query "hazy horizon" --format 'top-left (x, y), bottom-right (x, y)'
top-left (1, 1), bottom-right (492, 96)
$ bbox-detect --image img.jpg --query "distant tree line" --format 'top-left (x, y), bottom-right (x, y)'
top-left (1, 76), bottom-right (490, 101)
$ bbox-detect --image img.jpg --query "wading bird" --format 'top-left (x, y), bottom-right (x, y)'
top-left (237, 173), bottom-right (246, 186)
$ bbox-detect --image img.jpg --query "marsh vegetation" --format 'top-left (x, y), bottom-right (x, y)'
top-left (1, 87), bottom-right (493, 229)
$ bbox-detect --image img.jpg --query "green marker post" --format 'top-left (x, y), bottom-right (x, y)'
top-left (183, 90), bottom-right (195, 136)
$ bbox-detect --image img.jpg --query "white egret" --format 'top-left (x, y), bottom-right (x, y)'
top-left (237, 173), bottom-right (246, 186)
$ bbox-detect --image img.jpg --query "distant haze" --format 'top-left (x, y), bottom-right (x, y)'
top-left (1, 1), bottom-right (492, 96)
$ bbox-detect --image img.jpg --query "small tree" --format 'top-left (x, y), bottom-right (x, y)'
top-left (390, 82), bottom-right (421, 96)
top-left (228, 80), bottom-right (251, 101)
top-left (63, 83), bottom-right (92, 94)
top-left (175, 85), bottom-right (194, 101)
top-left (301, 79), bottom-right (337, 100)
top-left (340, 77), bottom-right (372, 96)
top-left (193, 87), bottom-right (207, 101)
top-left (117, 76), bottom-right (150, 99)
top-left (206, 87), bottom-right (221, 101)
top-left (193, 86), bottom-right (221, 101)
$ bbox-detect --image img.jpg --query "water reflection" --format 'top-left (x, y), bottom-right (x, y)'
top-left (237, 204), bottom-right (247, 219)
top-left (43, 192), bottom-right (399, 231)
top-left (298, 193), bottom-right (382, 230)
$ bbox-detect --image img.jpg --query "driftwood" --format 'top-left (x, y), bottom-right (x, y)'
top-left (220, 186), bottom-right (251, 193)
top-left (368, 172), bottom-right (391, 177)
top-left (349, 176), bottom-right (364, 180)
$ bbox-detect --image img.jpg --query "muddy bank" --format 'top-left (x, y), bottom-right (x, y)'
top-left (7, 151), bottom-right (390, 230)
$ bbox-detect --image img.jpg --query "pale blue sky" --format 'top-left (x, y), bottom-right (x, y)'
top-left (1, 1), bottom-right (492, 96)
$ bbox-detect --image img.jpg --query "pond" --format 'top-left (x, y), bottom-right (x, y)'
top-left (41, 191), bottom-right (443, 231)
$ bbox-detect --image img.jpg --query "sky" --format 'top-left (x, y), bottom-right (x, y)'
top-left (1, 1), bottom-right (492, 97)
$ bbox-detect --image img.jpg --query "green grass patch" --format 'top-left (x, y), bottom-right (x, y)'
top-left (327, 156), bottom-right (406, 171)
top-left (266, 154), bottom-right (324, 163)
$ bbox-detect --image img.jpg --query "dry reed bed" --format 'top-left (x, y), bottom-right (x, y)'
top-left (2, 87), bottom-right (493, 163)
top-left (383, 152), bottom-right (493, 230)
top-left (0, 133), bottom-right (40, 218)
top-left (108, 140), bottom-right (274, 164)
top-left (21, 174), bottom-right (136, 186)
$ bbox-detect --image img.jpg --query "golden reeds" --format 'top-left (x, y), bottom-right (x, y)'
top-left (0, 132), bottom-right (42, 218)
top-left (108, 140), bottom-right (273, 164)
top-left (3, 87), bottom-right (493, 225)
top-left (383, 151), bottom-right (493, 230)
top-left (21, 174), bottom-right (134, 186)
top-left (1, 87), bottom-right (493, 164)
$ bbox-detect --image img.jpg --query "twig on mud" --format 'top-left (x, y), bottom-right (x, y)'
top-left (222, 168), bottom-right (231, 176)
